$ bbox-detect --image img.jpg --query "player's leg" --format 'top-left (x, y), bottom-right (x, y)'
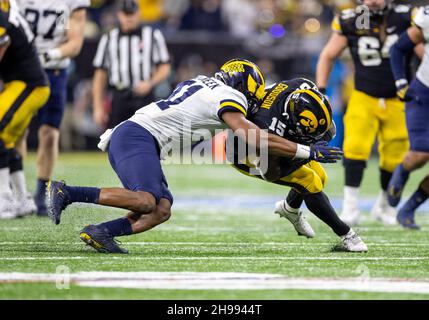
top-left (372, 97), bottom-right (409, 224)
top-left (388, 80), bottom-right (429, 208)
top-left (0, 82), bottom-right (50, 218)
top-left (0, 139), bottom-right (16, 219)
top-left (397, 175), bottom-right (429, 230)
top-left (34, 70), bottom-right (68, 216)
top-left (279, 162), bottom-right (367, 251)
top-left (342, 90), bottom-right (378, 225)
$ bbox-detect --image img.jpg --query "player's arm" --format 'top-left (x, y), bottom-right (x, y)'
top-left (92, 68), bottom-right (109, 127)
top-left (316, 31), bottom-right (348, 92)
top-left (222, 112), bottom-right (343, 163)
top-left (390, 26), bottom-right (424, 101)
top-left (43, 9), bottom-right (87, 62)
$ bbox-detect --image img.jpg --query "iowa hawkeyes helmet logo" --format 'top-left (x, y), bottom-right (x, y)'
top-left (298, 110), bottom-right (319, 134)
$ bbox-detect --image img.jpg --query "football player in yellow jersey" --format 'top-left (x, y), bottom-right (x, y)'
top-left (316, 0), bottom-right (421, 226)
top-left (229, 78), bottom-right (368, 252)
top-left (0, 0), bottom-right (50, 219)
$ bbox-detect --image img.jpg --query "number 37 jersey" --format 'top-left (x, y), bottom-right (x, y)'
top-left (332, 4), bottom-right (415, 98)
top-left (16, 0), bottom-right (90, 69)
top-left (129, 76), bottom-right (249, 158)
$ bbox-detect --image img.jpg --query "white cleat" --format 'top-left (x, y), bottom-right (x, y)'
top-left (0, 192), bottom-right (19, 220)
top-left (341, 229), bottom-right (368, 252)
top-left (15, 194), bottom-right (37, 218)
top-left (275, 200), bottom-right (315, 238)
top-left (340, 209), bottom-right (361, 226)
top-left (371, 192), bottom-right (397, 226)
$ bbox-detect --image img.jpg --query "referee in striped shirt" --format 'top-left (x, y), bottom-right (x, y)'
top-left (92, 0), bottom-right (171, 128)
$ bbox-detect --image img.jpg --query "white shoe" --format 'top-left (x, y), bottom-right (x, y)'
top-left (371, 192), bottom-right (397, 226)
top-left (340, 209), bottom-right (361, 226)
top-left (341, 229), bottom-right (368, 252)
top-left (15, 194), bottom-right (37, 218)
top-left (0, 192), bottom-right (19, 220)
top-left (275, 200), bottom-right (315, 238)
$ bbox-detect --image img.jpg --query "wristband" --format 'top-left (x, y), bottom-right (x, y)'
top-left (395, 79), bottom-right (408, 89)
top-left (294, 144), bottom-right (311, 160)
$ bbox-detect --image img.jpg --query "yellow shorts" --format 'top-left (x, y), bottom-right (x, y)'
top-left (0, 81), bottom-right (50, 149)
top-left (343, 90), bottom-right (409, 172)
top-left (232, 160), bottom-right (328, 195)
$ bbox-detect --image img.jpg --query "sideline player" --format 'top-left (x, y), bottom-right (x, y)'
top-left (388, 5), bottom-right (429, 229)
top-left (317, 0), bottom-right (419, 226)
top-left (47, 59), bottom-right (343, 253)
top-left (0, 0), bottom-right (50, 218)
top-left (17, 0), bottom-right (89, 216)
top-left (229, 78), bottom-right (367, 252)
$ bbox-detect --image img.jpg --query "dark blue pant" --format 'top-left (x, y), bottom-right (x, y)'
top-left (406, 79), bottom-right (429, 153)
top-left (108, 121), bottom-right (173, 205)
top-left (37, 69), bottom-right (68, 129)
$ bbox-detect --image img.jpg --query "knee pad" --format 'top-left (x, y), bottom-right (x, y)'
top-left (8, 148), bottom-right (23, 173)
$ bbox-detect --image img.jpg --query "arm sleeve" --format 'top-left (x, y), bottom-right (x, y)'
top-left (152, 29), bottom-right (170, 64)
top-left (217, 90), bottom-right (249, 121)
top-left (390, 31), bottom-right (417, 83)
top-left (331, 15), bottom-right (343, 34)
top-left (93, 34), bottom-right (109, 69)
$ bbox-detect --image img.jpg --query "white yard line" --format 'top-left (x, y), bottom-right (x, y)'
top-left (0, 272), bottom-right (429, 294)
top-left (0, 256), bottom-right (428, 261)
top-left (1, 241), bottom-right (429, 247)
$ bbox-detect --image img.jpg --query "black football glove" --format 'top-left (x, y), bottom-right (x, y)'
top-left (309, 141), bottom-right (343, 163)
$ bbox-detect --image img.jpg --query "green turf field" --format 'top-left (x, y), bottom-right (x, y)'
top-left (0, 153), bottom-right (428, 300)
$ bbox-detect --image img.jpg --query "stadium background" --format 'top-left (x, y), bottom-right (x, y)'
top-left (2, 0), bottom-right (429, 300)
top-left (27, 0), bottom-right (426, 151)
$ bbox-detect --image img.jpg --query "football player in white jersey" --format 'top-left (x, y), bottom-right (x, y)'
top-left (46, 59), bottom-right (343, 254)
top-left (16, 0), bottom-right (89, 216)
top-left (389, 5), bottom-right (429, 229)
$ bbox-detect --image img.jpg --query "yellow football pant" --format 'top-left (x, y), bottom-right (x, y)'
top-left (343, 90), bottom-right (409, 172)
top-left (232, 161), bottom-right (328, 194)
top-left (0, 81), bottom-right (50, 149)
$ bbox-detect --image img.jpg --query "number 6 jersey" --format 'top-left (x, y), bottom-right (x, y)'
top-left (332, 3), bottom-right (416, 98)
top-left (16, 0), bottom-right (90, 69)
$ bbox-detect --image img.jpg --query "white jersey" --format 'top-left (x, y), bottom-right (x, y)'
top-left (129, 76), bottom-right (249, 159)
top-left (414, 6), bottom-right (429, 88)
top-left (17, 0), bottom-right (90, 69)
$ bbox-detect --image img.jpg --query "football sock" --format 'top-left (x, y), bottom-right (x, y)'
top-left (344, 158), bottom-right (366, 187)
top-left (380, 169), bottom-right (393, 191)
top-left (64, 186), bottom-right (101, 204)
top-left (390, 164), bottom-right (410, 189)
top-left (36, 178), bottom-right (49, 198)
top-left (343, 186), bottom-right (359, 211)
top-left (10, 171), bottom-right (26, 198)
top-left (0, 168), bottom-right (10, 191)
top-left (401, 188), bottom-right (429, 214)
top-left (8, 148), bottom-right (23, 173)
top-left (304, 192), bottom-right (350, 236)
top-left (286, 189), bottom-right (303, 210)
top-left (0, 140), bottom-right (9, 170)
top-left (99, 217), bottom-right (133, 237)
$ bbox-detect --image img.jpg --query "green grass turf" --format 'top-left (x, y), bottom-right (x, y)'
top-left (0, 153), bottom-right (428, 300)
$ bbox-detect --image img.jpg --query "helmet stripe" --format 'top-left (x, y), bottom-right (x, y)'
top-left (294, 89), bottom-right (331, 127)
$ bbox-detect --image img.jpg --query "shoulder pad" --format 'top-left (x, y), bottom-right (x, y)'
top-left (339, 8), bottom-right (357, 21)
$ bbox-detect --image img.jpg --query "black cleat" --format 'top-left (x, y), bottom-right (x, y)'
top-left (80, 225), bottom-right (129, 254)
top-left (46, 181), bottom-right (72, 225)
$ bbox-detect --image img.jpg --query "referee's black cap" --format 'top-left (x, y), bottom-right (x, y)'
top-left (121, 0), bottom-right (139, 14)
